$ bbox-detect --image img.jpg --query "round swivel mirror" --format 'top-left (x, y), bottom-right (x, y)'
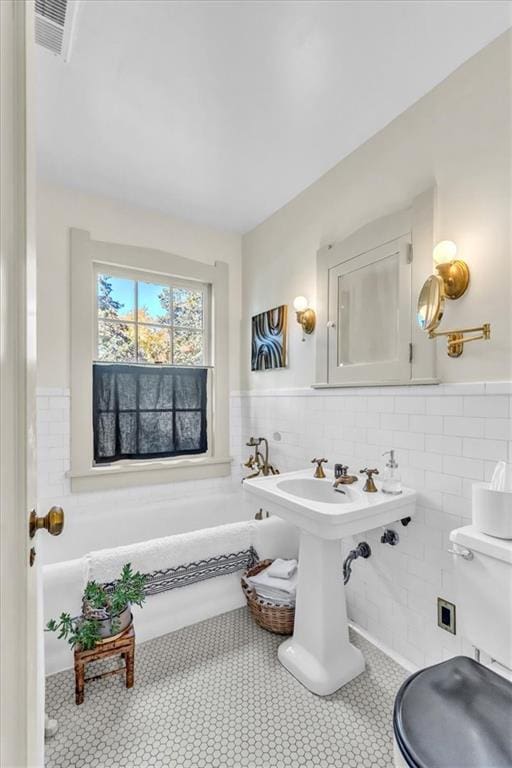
top-left (417, 274), bottom-right (445, 332)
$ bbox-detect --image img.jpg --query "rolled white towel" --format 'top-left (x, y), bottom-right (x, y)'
top-left (253, 516), bottom-right (299, 560)
top-left (266, 558), bottom-right (297, 580)
top-left (88, 520), bottom-right (258, 584)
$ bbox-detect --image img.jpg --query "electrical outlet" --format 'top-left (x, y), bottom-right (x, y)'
top-left (437, 597), bottom-right (456, 634)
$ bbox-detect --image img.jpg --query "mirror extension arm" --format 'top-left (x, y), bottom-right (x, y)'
top-left (428, 323), bottom-right (491, 358)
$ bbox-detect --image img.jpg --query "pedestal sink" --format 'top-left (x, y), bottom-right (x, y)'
top-left (243, 468), bottom-right (416, 695)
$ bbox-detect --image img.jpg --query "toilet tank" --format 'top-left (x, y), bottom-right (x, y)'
top-left (450, 526), bottom-right (512, 669)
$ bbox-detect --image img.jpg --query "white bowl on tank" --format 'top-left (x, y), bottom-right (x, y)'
top-left (472, 482), bottom-right (512, 540)
top-left (450, 525), bottom-right (512, 671)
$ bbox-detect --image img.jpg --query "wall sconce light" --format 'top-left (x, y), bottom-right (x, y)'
top-left (417, 240), bottom-right (490, 358)
top-left (432, 240), bottom-right (470, 299)
top-left (293, 296), bottom-right (316, 339)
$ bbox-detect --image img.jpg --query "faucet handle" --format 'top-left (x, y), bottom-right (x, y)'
top-left (311, 457), bottom-right (328, 478)
top-left (360, 468), bottom-right (379, 493)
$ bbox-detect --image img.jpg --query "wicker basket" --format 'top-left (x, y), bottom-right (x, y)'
top-left (241, 559), bottom-right (295, 636)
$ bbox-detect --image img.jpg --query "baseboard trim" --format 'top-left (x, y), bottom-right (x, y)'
top-left (349, 621), bottom-right (418, 674)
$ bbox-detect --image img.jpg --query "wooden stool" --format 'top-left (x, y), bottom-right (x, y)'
top-left (74, 621), bottom-right (135, 705)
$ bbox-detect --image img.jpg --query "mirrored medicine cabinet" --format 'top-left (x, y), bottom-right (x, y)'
top-left (314, 189), bottom-right (437, 388)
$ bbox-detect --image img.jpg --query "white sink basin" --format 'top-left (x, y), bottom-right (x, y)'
top-left (276, 478), bottom-right (351, 504)
top-left (245, 468), bottom-right (415, 539)
top-left (244, 468), bottom-right (416, 696)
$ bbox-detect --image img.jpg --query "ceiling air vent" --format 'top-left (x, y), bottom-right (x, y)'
top-left (35, 0), bottom-right (81, 61)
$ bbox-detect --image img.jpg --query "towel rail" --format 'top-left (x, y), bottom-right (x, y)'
top-left (103, 547), bottom-right (260, 597)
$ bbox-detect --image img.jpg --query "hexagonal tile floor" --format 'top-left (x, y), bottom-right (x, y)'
top-left (45, 607), bottom-right (407, 768)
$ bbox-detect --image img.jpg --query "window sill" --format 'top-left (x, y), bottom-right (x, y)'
top-left (68, 456), bottom-right (232, 493)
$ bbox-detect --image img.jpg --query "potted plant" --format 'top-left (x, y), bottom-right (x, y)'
top-left (46, 563), bottom-right (147, 650)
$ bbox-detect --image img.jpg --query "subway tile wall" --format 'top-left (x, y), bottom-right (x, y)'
top-left (36, 388), bottom-right (241, 524)
top-left (231, 382), bottom-right (511, 668)
top-left (38, 382), bottom-right (511, 668)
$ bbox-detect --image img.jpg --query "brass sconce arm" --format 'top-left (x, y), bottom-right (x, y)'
top-left (428, 323), bottom-right (490, 358)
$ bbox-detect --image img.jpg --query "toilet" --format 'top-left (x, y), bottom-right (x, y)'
top-left (393, 525), bottom-right (512, 768)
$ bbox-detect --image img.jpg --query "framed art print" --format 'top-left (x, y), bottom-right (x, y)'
top-left (251, 305), bottom-right (288, 371)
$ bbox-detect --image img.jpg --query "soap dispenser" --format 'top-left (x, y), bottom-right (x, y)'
top-left (382, 450), bottom-right (402, 495)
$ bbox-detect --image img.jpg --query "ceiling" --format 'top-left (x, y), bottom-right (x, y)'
top-left (36, 0), bottom-right (511, 233)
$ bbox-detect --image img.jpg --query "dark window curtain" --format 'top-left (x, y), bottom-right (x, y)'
top-left (93, 363), bottom-right (208, 463)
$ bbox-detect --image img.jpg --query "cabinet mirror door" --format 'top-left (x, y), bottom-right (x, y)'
top-left (327, 236), bottom-right (412, 385)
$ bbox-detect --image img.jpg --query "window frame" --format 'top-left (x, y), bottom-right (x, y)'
top-left (70, 228), bottom-right (231, 492)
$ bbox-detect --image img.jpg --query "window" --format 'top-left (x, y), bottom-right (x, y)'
top-left (70, 229), bottom-right (230, 491)
top-left (96, 272), bottom-right (207, 366)
top-left (92, 269), bottom-right (210, 463)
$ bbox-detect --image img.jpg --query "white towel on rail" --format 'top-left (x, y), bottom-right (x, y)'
top-left (87, 520), bottom-right (258, 585)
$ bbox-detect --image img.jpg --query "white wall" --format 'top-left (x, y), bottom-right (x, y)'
top-left (237, 33), bottom-right (512, 668)
top-left (36, 180), bottom-right (242, 391)
top-left (241, 31), bottom-right (511, 389)
top-left (36, 182), bottom-right (243, 543)
top-left (36, 33), bottom-right (511, 672)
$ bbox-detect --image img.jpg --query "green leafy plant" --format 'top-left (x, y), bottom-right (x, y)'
top-left (109, 563), bottom-right (147, 616)
top-left (83, 580), bottom-right (109, 610)
top-left (46, 563), bottom-right (147, 650)
top-left (46, 614), bottom-right (101, 651)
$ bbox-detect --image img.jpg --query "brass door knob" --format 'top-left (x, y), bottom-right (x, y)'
top-left (29, 506), bottom-right (64, 539)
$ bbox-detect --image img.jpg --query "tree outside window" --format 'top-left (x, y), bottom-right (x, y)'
top-left (97, 274), bottom-right (205, 365)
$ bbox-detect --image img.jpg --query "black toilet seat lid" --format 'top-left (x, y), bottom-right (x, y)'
top-left (393, 656), bottom-right (512, 768)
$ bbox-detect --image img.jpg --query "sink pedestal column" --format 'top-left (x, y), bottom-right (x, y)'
top-left (278, 531), bottom-right (365, 695)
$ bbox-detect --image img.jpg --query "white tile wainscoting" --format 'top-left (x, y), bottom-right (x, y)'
top-left (36, 388), bottom-right (244, 560)
top-left (37, 382), bottom-right (511, 669)
top-left (231, 382), bottom-right (512, 669)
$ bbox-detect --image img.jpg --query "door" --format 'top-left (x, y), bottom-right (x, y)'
top-left (0, 2), bottom-right (43, 766)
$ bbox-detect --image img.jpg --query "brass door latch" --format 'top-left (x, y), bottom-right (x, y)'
top-left (29, 506), bottom-right (64, 539)
top-left (311, 457), bottom-right (328, 478)
top-left (360, 468), bottom-right (379, 493)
